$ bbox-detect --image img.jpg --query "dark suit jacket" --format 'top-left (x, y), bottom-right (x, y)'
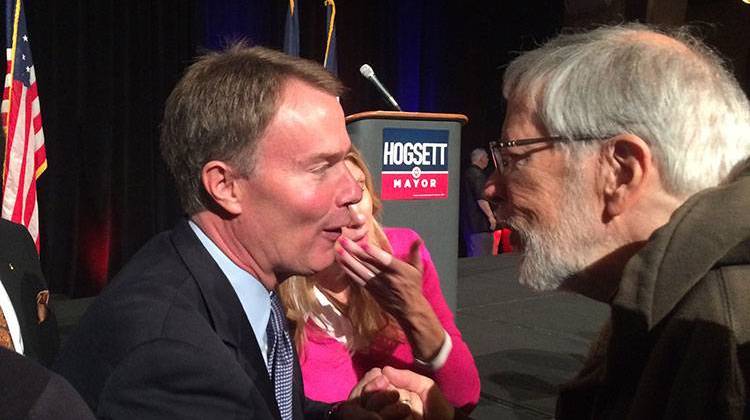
top-left (0, 347), bottom-right (95, 420)
top-left (0, 219), bottom-right (59, 366)
top-left (460, 164), bottom-right (491, 234)
top-left (54, 220), bottom-right (330, 419)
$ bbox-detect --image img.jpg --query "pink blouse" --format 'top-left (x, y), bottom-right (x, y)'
top-left (298, 227), bottom-right (480, 410)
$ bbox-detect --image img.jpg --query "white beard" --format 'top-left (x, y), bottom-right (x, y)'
top-left (509, 173), bottom-right (603, 291)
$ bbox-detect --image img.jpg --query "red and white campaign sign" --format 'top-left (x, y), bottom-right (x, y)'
top-left (381, 128), bottom-right (449, 200)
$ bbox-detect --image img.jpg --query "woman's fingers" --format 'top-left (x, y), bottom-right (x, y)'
top-left (406, 239), bottom-right (423, 273)
top-left (339, 264), bottom-right (368, 287)
top-left (336, 237), bottom-right (396, 287)
top-left (362, 241), bottom-right (394, 267)
top-left (340, 237), bottom-right (393, 269)
top-left (335, 240), bottom-right (377, 284)
top-left (349, 368), bottom-right (384, 399)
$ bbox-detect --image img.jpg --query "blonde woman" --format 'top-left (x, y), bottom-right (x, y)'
top-left (279, 147), bottom-right (479, 411)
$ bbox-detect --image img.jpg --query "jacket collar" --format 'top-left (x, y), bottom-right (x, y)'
top-left (615, 163), bottom-right (750, 330)
top-left (169, 219), bottom-right (279, 417)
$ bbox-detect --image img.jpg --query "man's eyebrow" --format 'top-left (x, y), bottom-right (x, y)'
top-left (298, 151), bottom-right (345, 165)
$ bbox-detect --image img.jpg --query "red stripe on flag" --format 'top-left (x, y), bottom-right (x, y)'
top-left (9, 87), bottom-right (33, 223)
top-left (21, 86), bottom-right (37, 228)
top-left (33, 113), bottom-right (41, 133)
top-left (34, 144), bottom-right (46, 167)
top-left (2, 82), bottom-right (23, 190)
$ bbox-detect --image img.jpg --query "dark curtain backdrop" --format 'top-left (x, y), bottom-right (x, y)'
top-left (3, 0), bottom-right (568, 296)
top-left (12, 1), bottom-right (200, 296)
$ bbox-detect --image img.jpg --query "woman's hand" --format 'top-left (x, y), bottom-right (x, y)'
top-left (335, 237), bottom-right (446, 362)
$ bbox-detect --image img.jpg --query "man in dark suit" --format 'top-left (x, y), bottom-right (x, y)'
top-left (0, 219), bottom-right (58, 367)
top-left (0, 347), bottom-right (95, 419)
top-left (460, 148), bottom-right (496, 256)
top-left (0, 220), bottom-right (89, 419)
top-left (54, 45), bottom-right (372, 419)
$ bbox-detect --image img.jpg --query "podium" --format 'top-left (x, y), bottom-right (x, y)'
top-left (346, 111), bottom-right (468, 311)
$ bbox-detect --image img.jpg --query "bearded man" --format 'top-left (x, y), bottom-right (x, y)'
top-left (486, 23), bottom-right (750, 419)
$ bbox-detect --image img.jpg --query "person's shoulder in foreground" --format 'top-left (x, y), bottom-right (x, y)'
top-left (0, 219), bottom-right (59, 367)
top-left (558, 159), bottom-right (750, 419)
top-left (1, 346), bottom-right (95, 420)
top-left (53, 221), bottom-right (272, 418)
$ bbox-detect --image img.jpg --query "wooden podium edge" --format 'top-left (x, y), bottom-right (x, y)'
top-left (345, 111), bottom-right (468, 126)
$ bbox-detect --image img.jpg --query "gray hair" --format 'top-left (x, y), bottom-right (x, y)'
top-left (503, 23), bottom-right (750, 197)
top-left (470, 148), bottom-right (488, 163)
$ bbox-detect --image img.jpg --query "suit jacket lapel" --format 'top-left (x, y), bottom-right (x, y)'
top-left (291, 342), bottom-right (306, 419)
top-left (169, 220), bottom-right (280, 418)
top-left (0, 257), bottom-right (33, 343)
top-left (0, 221), bottom-right (56, 365)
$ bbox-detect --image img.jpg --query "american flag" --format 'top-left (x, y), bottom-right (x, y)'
top-left (2, 0), bottom-right (46, 252)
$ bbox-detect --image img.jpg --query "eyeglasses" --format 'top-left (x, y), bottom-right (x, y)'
top-left (489, 135), bottom-right (600, 174)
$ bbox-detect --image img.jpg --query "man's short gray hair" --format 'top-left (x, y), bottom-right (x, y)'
top-left (503, 23), bottom-right (750, 197)
top-left (470, 148), bottom-right (488, 163)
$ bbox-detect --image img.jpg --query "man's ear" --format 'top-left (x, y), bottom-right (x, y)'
top-left (601, 134), bottom-right (652, 218)
top-left (201, 160), bottom-right (244, 216)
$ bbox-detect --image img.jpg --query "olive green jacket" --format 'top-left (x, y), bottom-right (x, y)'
top-left (557, 163), bottom-right (750, 419)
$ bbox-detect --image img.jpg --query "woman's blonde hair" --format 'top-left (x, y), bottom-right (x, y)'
top-left (278, 146), bottom-right (403, 355)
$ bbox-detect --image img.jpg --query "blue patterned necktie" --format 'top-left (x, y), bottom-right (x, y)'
top-left (267, 292), bottom-right (294, 420)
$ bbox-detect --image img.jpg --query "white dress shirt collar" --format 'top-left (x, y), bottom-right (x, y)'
top-left (188, 220), bottom-right (271, 367)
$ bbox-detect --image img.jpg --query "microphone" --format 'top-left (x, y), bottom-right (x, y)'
top-left (359, 64), bottom-right (402, 111)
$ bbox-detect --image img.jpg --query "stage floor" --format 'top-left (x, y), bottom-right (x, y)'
top-left (457, 254), bottom-right (609, 419)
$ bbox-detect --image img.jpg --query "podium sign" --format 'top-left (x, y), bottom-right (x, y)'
top-left (381, 128), bottom-right (450, 200)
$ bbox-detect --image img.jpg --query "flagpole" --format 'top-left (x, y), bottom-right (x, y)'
top-left (2, 0), bottom-right (22, 184)
top-left (323, 0), bottom-right (336, 69)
